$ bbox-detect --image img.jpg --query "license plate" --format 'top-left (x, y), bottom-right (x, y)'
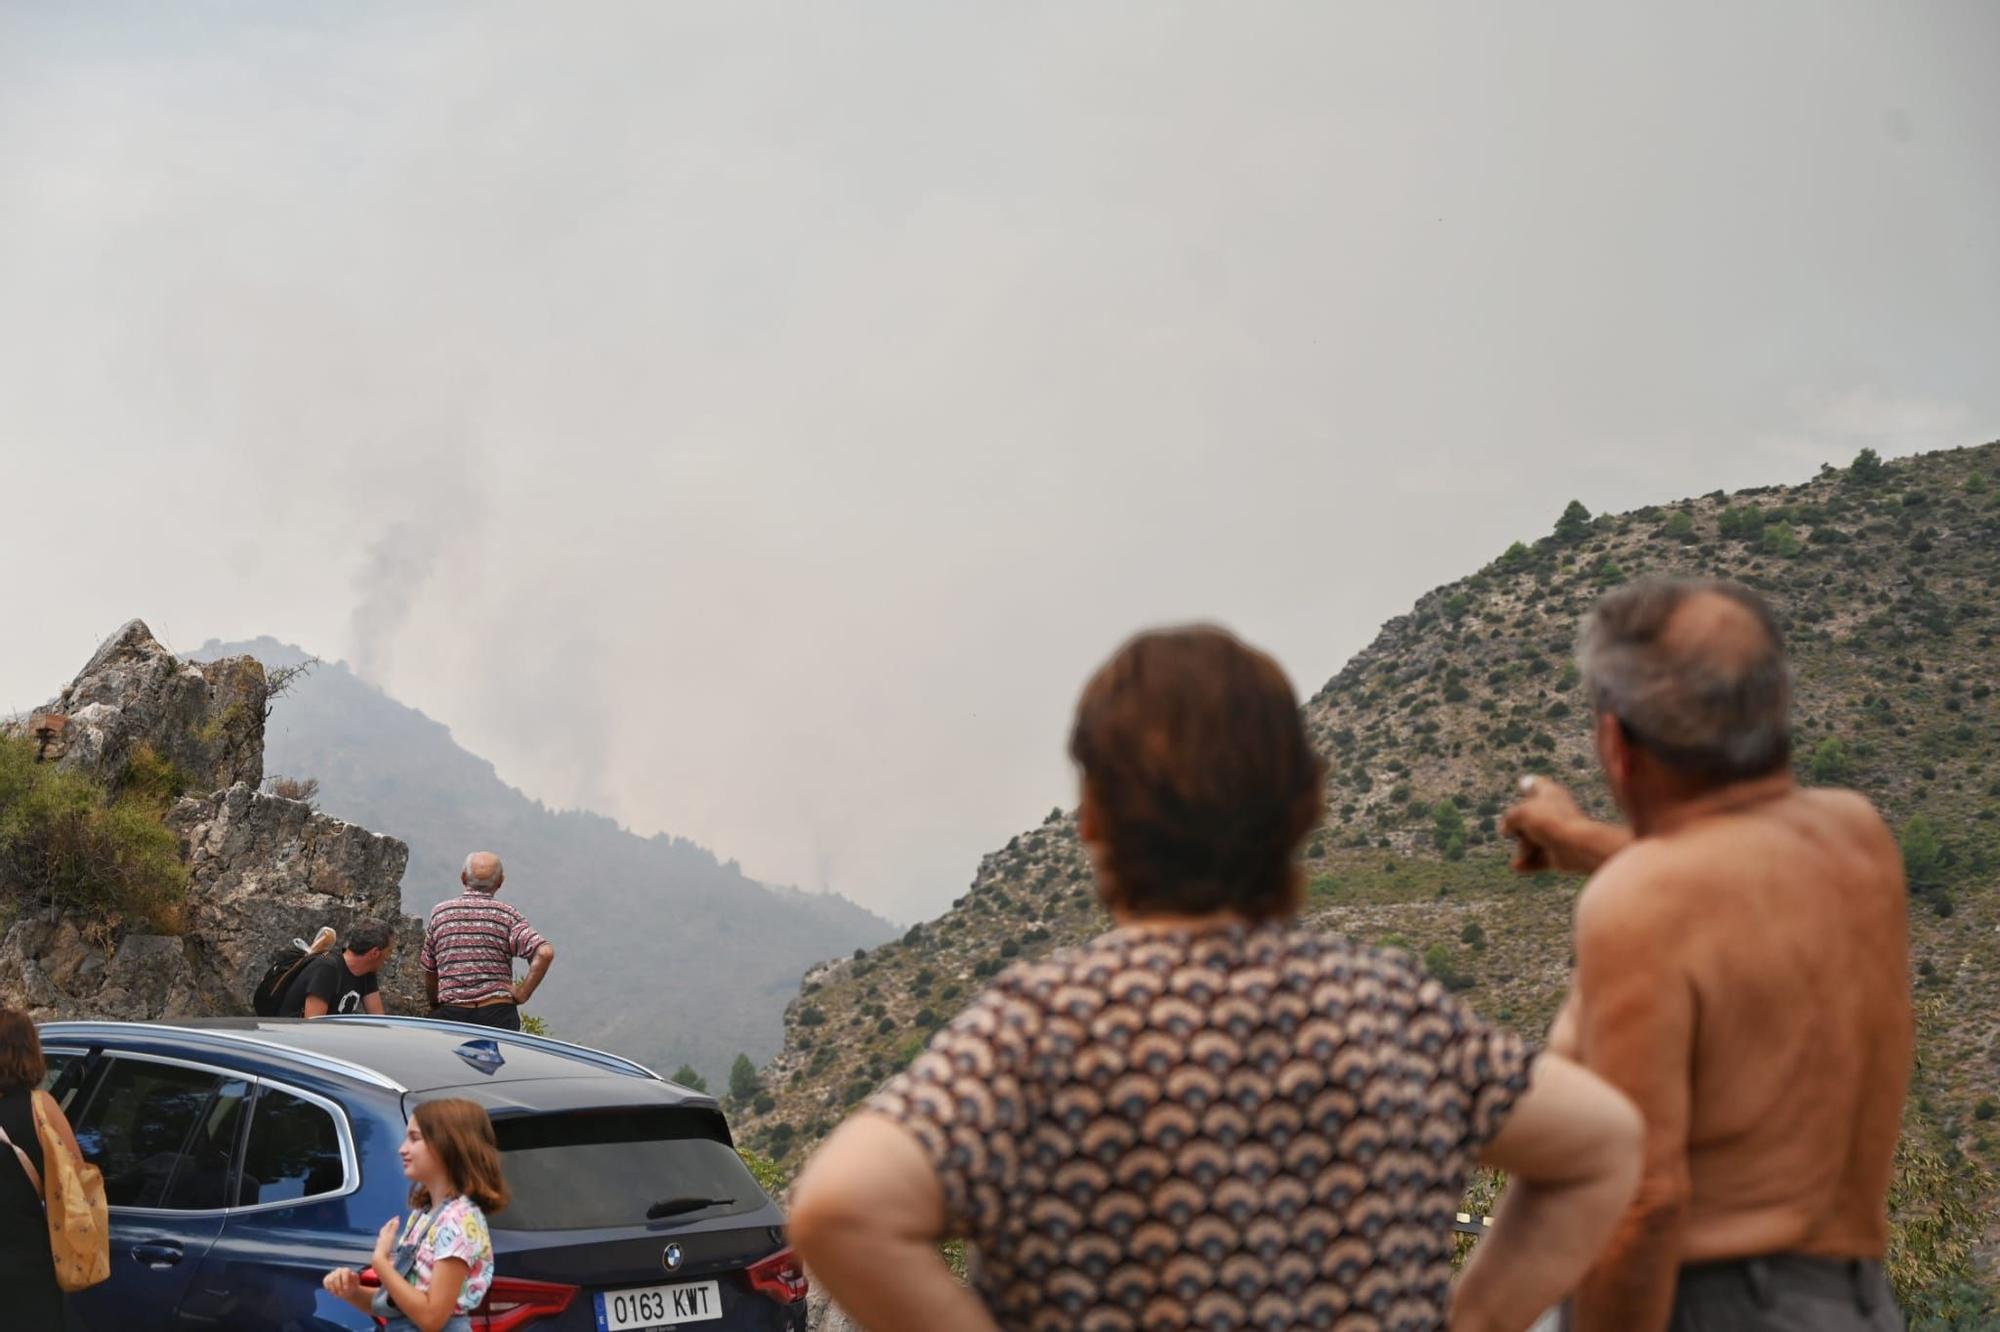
top-left (594, 1279), bottom-right (723, 1329)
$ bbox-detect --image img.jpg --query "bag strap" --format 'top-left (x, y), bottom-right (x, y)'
top-left (0, 1112), bottom-right (44, 1200)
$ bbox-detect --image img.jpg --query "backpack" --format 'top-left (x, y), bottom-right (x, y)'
top-left (0, 1091), bottom-right (109, 1292)
top-left (251, 925), bottom-right (338, 1017)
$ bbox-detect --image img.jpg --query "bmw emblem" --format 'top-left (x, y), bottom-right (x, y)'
top-left (663, 1244), bottom-right (683, 1272)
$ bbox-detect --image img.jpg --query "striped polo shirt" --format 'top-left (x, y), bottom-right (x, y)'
top-left (419, 889), bottom-right (550, 1006)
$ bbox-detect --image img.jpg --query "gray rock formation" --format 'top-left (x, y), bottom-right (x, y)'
top-left (13, 619), bottom-right (268, 794)
top-left (0, 620), bottom-right (424, 1021)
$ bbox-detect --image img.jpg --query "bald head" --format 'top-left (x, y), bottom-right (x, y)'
top-left (462, 852), bottom-right (505, 893)
top-left (1578, 578), bottom-right (1791, 784)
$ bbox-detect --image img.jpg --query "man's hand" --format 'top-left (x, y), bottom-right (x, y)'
top-left (1501, 777), bottom-right (1633, 875)
top-left (511, 979), bottom-right (534, 1006)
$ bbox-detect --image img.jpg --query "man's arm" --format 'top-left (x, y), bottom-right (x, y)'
top-left (301, 961), bottom-right (335, 1020)
top-left (513, 943), bottom-right (554, 1006)
top-left (362, 990), bottom-right (387, 1016)
top-left (1501, 778), bottom-right (1634, 875)
top-left (1452, 1053), bottom-right (1642, 1332)
top-left (1567, 859), bottom-right (1697, 1332)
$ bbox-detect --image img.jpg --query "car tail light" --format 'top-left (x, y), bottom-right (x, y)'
top-left (746, 1246), bottom-right (809, 1304)
top-left (471, 1276), bottom-right (579, 1331)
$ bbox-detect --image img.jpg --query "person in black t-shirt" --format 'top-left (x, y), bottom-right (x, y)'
top-left (278, 919), bottom-right (394, 1019)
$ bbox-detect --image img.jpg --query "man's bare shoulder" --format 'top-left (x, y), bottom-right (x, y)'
top-left (1574, 840), bottom-right (1692, 948)
top-left (1796, 786), bottom-right (1897, 846)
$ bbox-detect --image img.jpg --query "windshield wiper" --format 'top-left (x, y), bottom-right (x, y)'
top-left (646, 1196), bottom-right (735, 1220)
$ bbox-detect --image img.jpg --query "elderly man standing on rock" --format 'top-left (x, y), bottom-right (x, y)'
top-left (420, 852), bottom-right (555, 1033)
top-left (1503, 577), bottom-right (1912, 1332)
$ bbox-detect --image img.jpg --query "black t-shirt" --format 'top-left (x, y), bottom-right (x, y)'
top-left (278, 953), bottom-right (378, 1018)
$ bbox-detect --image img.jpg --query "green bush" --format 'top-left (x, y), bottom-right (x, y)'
top-left (1848, 447), bottom-right (1885, 486)
top-left (0, 737), bottom-right (188, 933)
top-left (1553, 500), bottom-right (1593, 544)
top-left (1901, 815), bottom-right (1948, 890)
top-left (1762, 522), bottom-right (1802, 558)
top-left (1661, 511), bottom-right (1696, 541)
top-left (737, 1147), bottom-right (791, 1198)
top-left (669, 1063), bottom-right (709, 1093)
top-left (729, 1053), bottom-right (762, 1102)
top-left (1422, 943), bottom-right (1475, 992)
top-left (1809, 737), bottom-right (1854, 786)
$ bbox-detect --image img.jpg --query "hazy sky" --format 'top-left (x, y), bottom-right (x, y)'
top-left (3, 3), bottom-right (1996, 921)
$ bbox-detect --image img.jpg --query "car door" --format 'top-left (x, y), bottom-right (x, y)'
top-left (63, 1055), bottom-right (250, 1332)
top-left (177, 1080), bottom-right (382, 1331)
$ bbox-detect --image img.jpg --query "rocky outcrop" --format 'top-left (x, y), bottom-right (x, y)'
top-left (170, 784), bottom-right (428, 1015)
top-left (18, 619), bottom-right (267, 794)
top-left (0, 621), bottom-right (425, 1021)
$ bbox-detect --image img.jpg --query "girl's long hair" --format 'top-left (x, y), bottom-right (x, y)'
top-left (408, 1097), bottom-right (510, 1214)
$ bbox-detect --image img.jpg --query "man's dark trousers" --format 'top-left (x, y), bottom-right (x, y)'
top-left (431, 1003), bottom-right (522, 1032)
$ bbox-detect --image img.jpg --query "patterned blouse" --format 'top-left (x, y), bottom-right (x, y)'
top-left (867, 922), bottom-right (1532, 1331)
top-left (405, 1195), bottom-right (495, 1314)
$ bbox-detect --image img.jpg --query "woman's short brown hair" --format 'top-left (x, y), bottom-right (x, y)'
top-left (0, 1009), bottom-right (46, 1095)
top-left (1069, 626), bottom-right (1325, 922)
top-left (409, 1098), bottom-right (511, 1214)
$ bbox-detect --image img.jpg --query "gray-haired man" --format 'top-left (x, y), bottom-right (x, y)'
top-left (1501, 578), bottom-right (1910, 1331)
top-left (419, 851), bottom-right (556, 1032)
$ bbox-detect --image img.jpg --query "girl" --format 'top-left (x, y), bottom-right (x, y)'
top-left (324, 1098), bottom-right (507, 1332)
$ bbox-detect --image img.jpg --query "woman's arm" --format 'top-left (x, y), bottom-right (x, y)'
top-left (369, 1218), bottom-right (471, 1332)
top-left (1451, 1053), bottom-right (1643, 1332)
top-left (789, 1116), bottom-right (1001, 1332)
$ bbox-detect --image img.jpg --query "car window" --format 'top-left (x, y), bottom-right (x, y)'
top-left (162, 1079), bottom-right (251, 1211)
top-left (238, 1086), bottom-right (346, 1206)
top-left (490, 1108), bottom-right (764, 1231)
top-left (73, 1058), bottom-right (230, 1210)
top-left (38, 1052), bottom-right (83, 1111)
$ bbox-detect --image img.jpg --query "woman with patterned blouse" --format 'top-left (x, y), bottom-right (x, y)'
top-left (323, 1098), bottom-right (507, 1332)
top-left (793, 626), bottom-right (1643, 1331)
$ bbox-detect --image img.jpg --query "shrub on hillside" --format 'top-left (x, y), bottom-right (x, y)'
top-left (1422, 943), bottom-right (1475, 993)
top-left (0, 737), bottom-right (188, 933)
top-left (1553, 501), bottom-right (1593, 544)
top-left (1901, 815), bottom-right (1948, 889)
top-left (728, 1053), bottom-right (761, 1103)
top-left (1808, 737), bottom-right (1854, 786)
top-left (670, 1063), bottom-right (709, 1093)
top-left (1432, 800), bottom-right (1467, 861)
top-left (1762, 523), bottom-right (1803, 558)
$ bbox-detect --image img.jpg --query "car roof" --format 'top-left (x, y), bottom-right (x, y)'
top-left (38, 1015), bottom-right (715, 1104)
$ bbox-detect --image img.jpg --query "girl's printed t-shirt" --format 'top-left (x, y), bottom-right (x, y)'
top-left (407, 1196), bottom-right (495, 1313)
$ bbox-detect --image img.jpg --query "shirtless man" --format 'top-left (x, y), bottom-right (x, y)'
top-left (1501, 577), bottom-right (1911, 1331)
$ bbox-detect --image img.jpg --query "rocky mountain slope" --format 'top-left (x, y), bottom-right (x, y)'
top-left (192, 640), bottom-right (896, 1083)
top-left (0, 622), bottom-right (426, 1018)
top-left (748, 440), bottom-right (2000, 1314)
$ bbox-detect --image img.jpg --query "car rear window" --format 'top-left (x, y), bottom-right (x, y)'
top-left (489, 1108), bottom-right (766, 1231)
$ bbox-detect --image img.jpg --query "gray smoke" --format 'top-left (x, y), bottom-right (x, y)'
top-left (349, 519), bottom-right (446, 684)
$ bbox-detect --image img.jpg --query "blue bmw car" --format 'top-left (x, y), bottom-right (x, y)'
top-left (36, 1016), bottom-right (808, 1332)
